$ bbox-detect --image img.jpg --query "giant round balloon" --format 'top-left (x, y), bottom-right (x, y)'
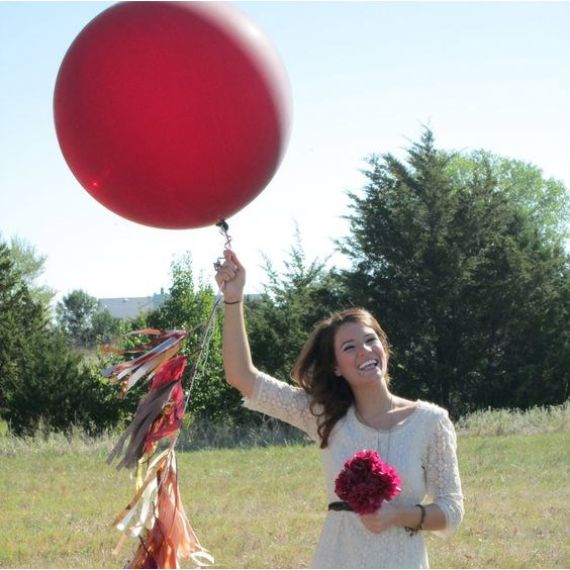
top-left (54, 1), bottom-right (292, 229)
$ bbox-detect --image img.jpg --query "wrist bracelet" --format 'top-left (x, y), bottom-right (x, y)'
top-left (405, 504), bottom-right (426, 536)
top-left (224, 299), bottom-right (242, 305)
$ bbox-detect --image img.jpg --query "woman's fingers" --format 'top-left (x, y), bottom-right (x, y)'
top-left (224, 249), bottom-right (244, 272)
top-left (215, 255), bottom-right (240, 285)
top-left (215, 249), bottom-right (246, 301)
top-left (215, 266), bottom-right (233, 285)
top-left (221, 266), bottom-right (236, 281)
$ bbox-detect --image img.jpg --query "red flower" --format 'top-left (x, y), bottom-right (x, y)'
top-left (334, 450), bottom-right (401, 514)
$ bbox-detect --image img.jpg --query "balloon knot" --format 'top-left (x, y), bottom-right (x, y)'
top-left (215, 219), bottom-right (232, 250)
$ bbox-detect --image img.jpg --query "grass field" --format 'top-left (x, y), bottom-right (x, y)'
top-left (0, 406), bottom-right (568, 568)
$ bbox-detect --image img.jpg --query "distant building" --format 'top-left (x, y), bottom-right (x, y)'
top-left (100, 292), bottom-right (263, 320)
top-left (99, 293), bottom-right (167, 320)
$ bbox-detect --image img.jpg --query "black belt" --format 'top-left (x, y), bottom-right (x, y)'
top-left (328, 501), bottom-right (425, 536)
top-left (328, 501), bottom-right (354, 511)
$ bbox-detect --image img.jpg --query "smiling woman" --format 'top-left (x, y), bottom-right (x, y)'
top-left (334, 319), bottom-right (389, 382)
top-left (214, 250), bottom-right (464, 569)
top-left (296, 309), bottom-right (393, 445)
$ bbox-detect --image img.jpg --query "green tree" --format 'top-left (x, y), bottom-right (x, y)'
top-left (247, 228), bottom-right (349, 381)
top-left (340, 128), bottom-right (570, 414)
top-left (0, 240), bottom-right (125, 434)
top-left (2, 234), bottom-right (55, 314)
top-left (56, 289), bottom-right (120, 347)
top-left (447, 152), bottom-right (570, 244)
top-left (144, 253), bottom-right (242, 424)
top-left (0, 241), bottom-right (45, 420)
top-left (5, 330), bottom-right (126, 435)
top-left (56, 289), bottom-right (99, 346)
top-left (90, 307), bottom-right (122, 345)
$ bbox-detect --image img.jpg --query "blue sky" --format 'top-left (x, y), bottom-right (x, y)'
top-left (1, 1), bottom-right (569, 304)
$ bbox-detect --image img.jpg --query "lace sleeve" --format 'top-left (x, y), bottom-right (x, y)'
top-left (242, 371), bottom-right (319, 441)
top-left (425, 411), bottom-right (464, 537)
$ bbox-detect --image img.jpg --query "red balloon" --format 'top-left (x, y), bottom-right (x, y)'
top-left (54, 1), bottom-right (292, 229)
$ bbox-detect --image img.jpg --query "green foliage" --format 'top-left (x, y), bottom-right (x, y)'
top-left (144, 253), bottom-right (243, 424)
top-left (456, 402), bottom-right (569, 437)
top-left (3, 234), bottom-right (55, 313)
top-left (90, 307), bottom-right (123, 345)
top-left (4, 331), bottom-right (126, 436)
top-left (0, 240), bottom-right (125, 435)
top-left (447, 151), bottom-right (570, 243)
top-left (56, 289), bottom-right (121, 347)
top-left (340, 128), bottom-right (570, 414)
top-left (0, 241), bottom-right (45, 420)
top-left (247, 227), bottom-right (349, 381)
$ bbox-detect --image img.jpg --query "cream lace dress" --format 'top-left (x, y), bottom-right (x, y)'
top-left (243, 371), bottom-right (464, 569)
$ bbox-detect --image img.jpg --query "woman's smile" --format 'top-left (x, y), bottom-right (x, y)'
top-left (358, 358), bottom-right (380, 373)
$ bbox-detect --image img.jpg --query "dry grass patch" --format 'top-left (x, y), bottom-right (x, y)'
top-left (431, 432), bottom-right (569, 569)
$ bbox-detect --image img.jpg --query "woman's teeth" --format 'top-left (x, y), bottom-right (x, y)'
top-left (359, 359), bottom-right (378, 371)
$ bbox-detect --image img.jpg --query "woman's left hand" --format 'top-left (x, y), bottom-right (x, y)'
top-left (359, 502), bottom-right (400, 534)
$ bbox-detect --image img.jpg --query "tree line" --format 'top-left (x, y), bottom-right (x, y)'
top-left (1, 128), bottom-right (568, 435)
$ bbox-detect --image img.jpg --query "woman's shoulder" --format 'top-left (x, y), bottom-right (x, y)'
top-left (393, 396), bottom-right (449, 417)
top-left (414, 399), bottom-right (452, 425)
top-left (409, 401), bottom-right (457, 454)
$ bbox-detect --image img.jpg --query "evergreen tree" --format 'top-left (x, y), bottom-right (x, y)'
top-left (247, 228), bottom-right (349, 381)
top-left (340, 129), bottom-right (570, 414)
top-left (6, 330), bottom-right (125, 435)
top-left (0, 242), bottom-right (45, 420)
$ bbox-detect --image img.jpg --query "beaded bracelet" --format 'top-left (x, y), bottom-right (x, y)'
top-left (405, 504), bottom-right (426, 536)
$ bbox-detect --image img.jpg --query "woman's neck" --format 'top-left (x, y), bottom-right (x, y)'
top-left (352, 380), bottom-right (393, 421)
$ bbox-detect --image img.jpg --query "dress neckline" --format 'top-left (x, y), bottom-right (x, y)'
top-left (349, 400), bottom-right (423, 434)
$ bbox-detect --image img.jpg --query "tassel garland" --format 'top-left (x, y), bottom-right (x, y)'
top-left (104, 325), bottom-right (220, 568)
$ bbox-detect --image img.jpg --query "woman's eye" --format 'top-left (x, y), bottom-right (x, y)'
top-left (343, 344), bottom-right (355, 352)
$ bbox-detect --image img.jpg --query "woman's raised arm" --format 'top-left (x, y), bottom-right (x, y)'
top-left (215, 249), bottom-right (257, 398)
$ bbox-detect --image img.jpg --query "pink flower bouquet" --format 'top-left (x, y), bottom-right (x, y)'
top-left (334, 450), bottom-right (401, 514)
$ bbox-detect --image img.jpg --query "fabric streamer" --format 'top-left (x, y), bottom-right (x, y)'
top-left (114, 452), bottom-right (214, 568)
top-left (104, 311), bottom-right (223, 567)
top-left (102, 330), bottom-right (188, 398)
top-left (106, 356), bottom-right (186, 471)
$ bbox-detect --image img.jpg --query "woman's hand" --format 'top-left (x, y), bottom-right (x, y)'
top-left (359, 502), bottom-right (400, 534)
top-left (215, 249), bottom-right (246, 303)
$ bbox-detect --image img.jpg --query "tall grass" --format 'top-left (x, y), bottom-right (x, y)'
top-left (1, 403), bottom-right (567, 456)
top-left (456, 402), bottom-right (569, 437)
top-left (0, 422), bottom-right (116, 458)
top-left (0, 417), bottom-right (308, 458)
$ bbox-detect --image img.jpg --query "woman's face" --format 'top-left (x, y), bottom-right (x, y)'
top-left (333, 320), bottom-right (387, 388)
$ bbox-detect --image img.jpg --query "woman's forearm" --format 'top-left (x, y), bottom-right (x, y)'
top-left (360, 502), bottom-right (447, 534)
top-left (221, 301), bottom-right (257, 398)
top-left (396, 503), bottom-right (447, 532)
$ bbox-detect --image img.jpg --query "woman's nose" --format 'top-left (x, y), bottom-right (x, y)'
top-left (357, 344), bottom-right (371, 356)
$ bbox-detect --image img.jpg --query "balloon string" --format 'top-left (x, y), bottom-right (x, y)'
top-left (213, 219), bottom-right (232, 273)
top-left (168, 220), bottom-right (231, 452)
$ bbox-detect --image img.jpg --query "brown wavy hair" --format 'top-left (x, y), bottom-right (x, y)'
top-left (293, 308), bottom-right (390, 448)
